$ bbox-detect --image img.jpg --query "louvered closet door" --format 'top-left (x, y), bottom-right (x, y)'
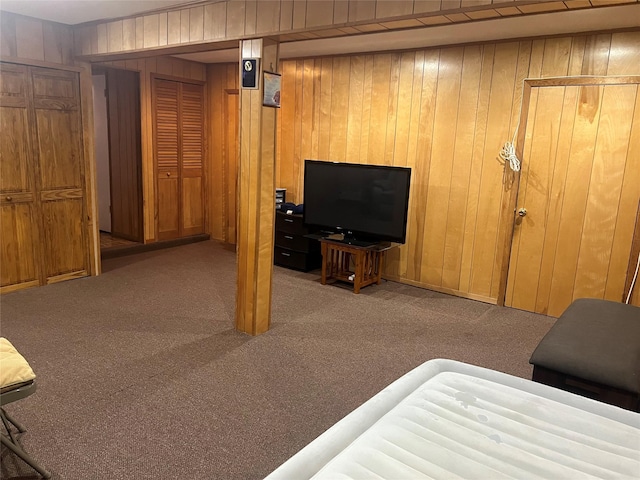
top-left (0, 64), bottom-right (41, 292)
top-left (154, 78), bottom-right (204, 240)
top-left (155, 79), bottom-right (180, 240)
top-left (180, 83), bottom-right (204, 236)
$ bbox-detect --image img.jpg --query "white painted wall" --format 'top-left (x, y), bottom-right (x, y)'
top-left (92, 74), bottom-right (111, 233)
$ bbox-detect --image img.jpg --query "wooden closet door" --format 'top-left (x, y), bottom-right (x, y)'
top-left (0, 64), bottom-right (41, 292)
top-left (180, 83), bottom-right (204, 237)
top-left (31, 67), bottom-right (89, 284)
top-left (154, 79), bottom-right (180, 240)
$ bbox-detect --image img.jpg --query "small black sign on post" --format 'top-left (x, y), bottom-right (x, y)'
top-left (241, 58), bottom-right (259, 89)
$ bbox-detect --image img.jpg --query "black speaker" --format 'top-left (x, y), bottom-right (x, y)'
top-left (241, 58), bottom-right (258, 89)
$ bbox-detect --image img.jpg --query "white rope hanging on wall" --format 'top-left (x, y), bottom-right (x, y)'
top-left (499, 141), bottom-right (521, 172)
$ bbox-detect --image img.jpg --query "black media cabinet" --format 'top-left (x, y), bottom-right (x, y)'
top-left (274, 211), bottom-right (322, 272)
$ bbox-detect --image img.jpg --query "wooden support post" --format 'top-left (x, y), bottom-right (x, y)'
top-left (235, 38), bottom-right (279, 335)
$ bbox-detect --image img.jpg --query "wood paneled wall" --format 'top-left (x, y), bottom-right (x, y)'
top-left (627, 208), bottom-right (640, 307)
top-left (276, 31), bottom-right (640, 303)
top-left (1, 12), bottom-right (74, 66)
top-left (207, 63), bottom-right (239, 242)
top-left (71, 0), bottom-right (637, 58)
top-left (95, 56), bottom-right (206, 242)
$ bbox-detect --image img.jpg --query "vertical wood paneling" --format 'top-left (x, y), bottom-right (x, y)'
top-left (376, 0), bottom-right (414, 18)
top-left (143, 14), bottom-right (159, 48)
top-left (15, 17), bottom-right (45, 61)
top-left (180, 9), bottom-right (191, 43)
top-left (1, 14), bottom-right (17, 57)
top-left (293, 0), bottom-right (308, 28)
top-left (204, 2), bottom-right (227, 40)
top-left (442, 0), bottom-right (462, 9)
top-left (71, 0), bottom-right (635, 58)
top-left (492, 41), bottom-right (531, 300)
top-left (306, 1), bottom-right (335, 28)
top-left (280, 0), bottom-right (295, 30)
top-left (604, 86), bottom-right (639, 301)
top-left (469, 42), bottom-right (518, 298)
top-left (292, 60), bottom-right (303, 200)
top-left (385, 51), bottom-right (415, 277)
top-left (384, 53), bottom-right (401, 166)
top-left (207, 64), bottom-right (223, 239)
top-left (367, 54), bottom-right (392, 164)
top-left (334, 0), bottom-right (350, 23)
top-left (244, 1), bottom-right (258, 35)
top-left (277, 32), bottom-right (640, 303)
top-left (508, 82), bottom-right (639, 316)
top-left (508, 86), bottom-right (565, 312)
top-left (123, 18), bottom-right (136, 50)
top-left (532, 87), bottom-right (579, 313)
top-left (227, 1), bottom-right (246, 37)
top-left (1, 13), bottom-right (75, 68)
top-left (442, 46), bottom-right (482, 290)
top-left (581, 34), bottom-right (612, 75)
top-left (107, 21), bottom-right (123, 53)
top-left (415, 0), bottom-right (447, 13)
top-left (348, 0), bottom-right (377, 22)
top-left (190, 7), bottom-right (205, 42)
top-left (167, 11), bottom-right (181, 44)
top-left (355, 55), bottom-right (372, 165)
top-left (573, 85), bottom-right (636, 299)
top-left (346, 56), bottom-right (365, 164)
top-left (318, 58), bottom-right (333, 161)
top-left (328, 56), bottom-right (350, 161)
top-left (546, 85), bottom-right (602, 314)
top-left (421, 47), bottom-right (464, 287)
top-left (158, 13), bottom-right (168, 46)
top-left (278, 60), bottom-right (296, 196)
top-left (208, 63), bottom-right (239, 242)
top-left (458, 44), bottom-right (493, 293)
top-left (97, 24), bottom-right (108, 53)
top-left (397, 51), bottom-right (427, 278)
top-left (608, 32), bottom-right (640, 75)
top-left (300, 59), bottom-right (316, 200)
top-left (567, 36), bottom-right (587, 76)
top-left (627, 205), bottom-right (640, 306)
top-left (311, 58), bottom-right (322, 162)
top-left (44, 22), bottom-right (74, 65)
top-left (257, 1), bottom-right (281, 34)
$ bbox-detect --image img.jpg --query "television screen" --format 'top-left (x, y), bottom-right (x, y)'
top-left (303, 160), bottom-right (411, 244)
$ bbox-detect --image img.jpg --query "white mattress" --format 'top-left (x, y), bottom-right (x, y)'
top-left (265, 359), bottom-right (640, 479)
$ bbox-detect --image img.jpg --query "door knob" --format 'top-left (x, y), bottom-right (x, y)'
top-left (517, 207), bottom-right (527, 217)
top-left (166, 172), bottom-right (171, 177)
top-left (5, 196), bottom-right (12, 201)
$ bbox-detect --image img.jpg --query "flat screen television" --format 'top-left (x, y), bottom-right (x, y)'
top-left (303, 160), bottom-right (412, 245)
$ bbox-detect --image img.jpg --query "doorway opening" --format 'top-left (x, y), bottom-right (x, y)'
top-left (92, 67), bottom-right (144, 256)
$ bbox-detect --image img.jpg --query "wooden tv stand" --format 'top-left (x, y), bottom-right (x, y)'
top-left (319, 236), bottom-right (396, 293)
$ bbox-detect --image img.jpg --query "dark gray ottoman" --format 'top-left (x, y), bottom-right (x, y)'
top-left (529, 298), bottom-right (640, 412)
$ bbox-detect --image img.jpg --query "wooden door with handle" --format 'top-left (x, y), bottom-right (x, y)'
top-left (506, 82), bottom-right (640, 317)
